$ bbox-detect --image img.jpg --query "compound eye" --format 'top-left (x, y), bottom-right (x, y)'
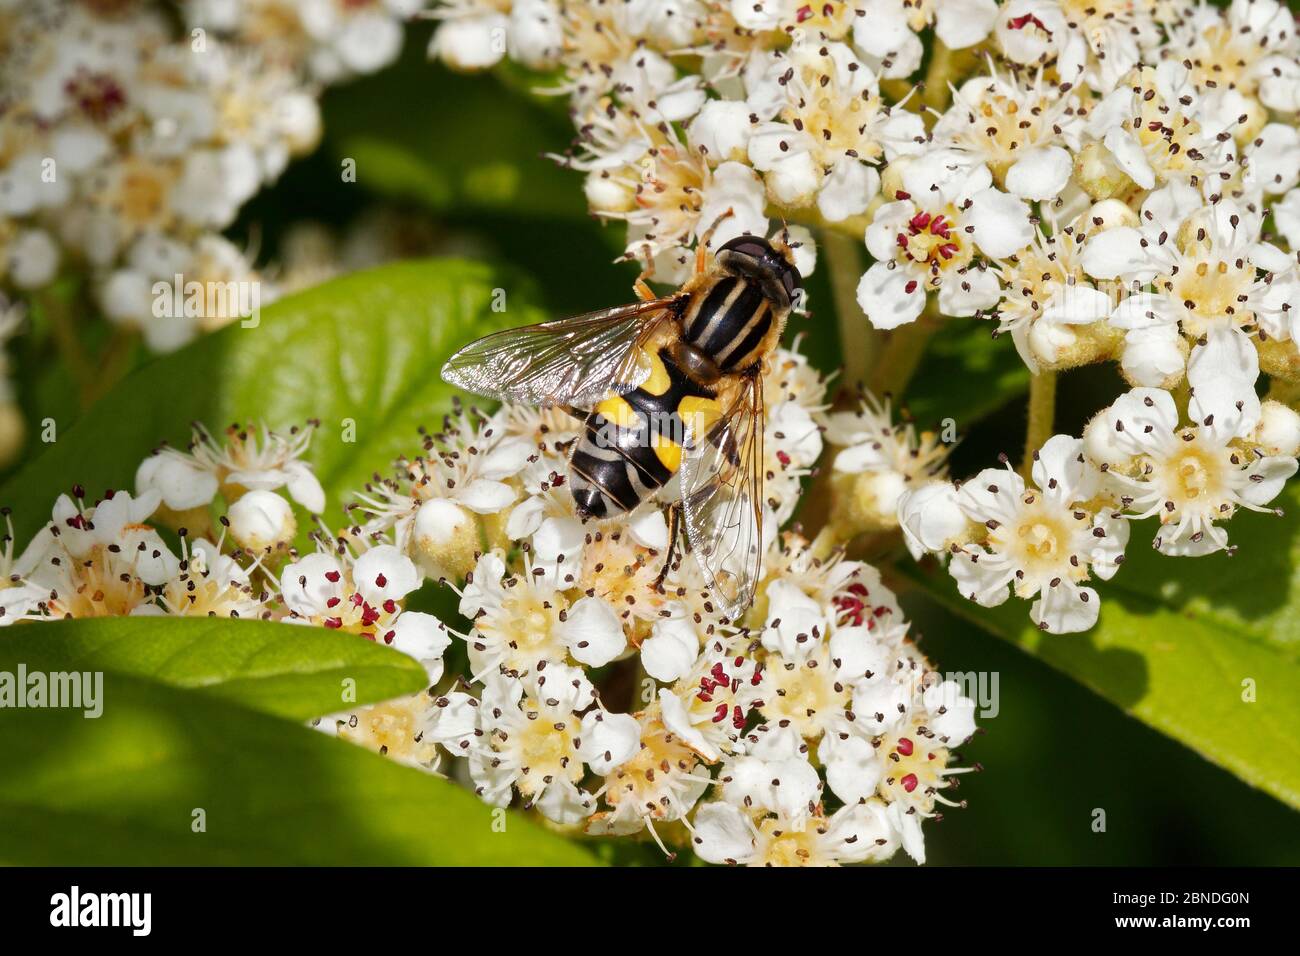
top-left (781, 263), bottom-right (801, 304)
top-left (718, 235), bottom-right (773, 262)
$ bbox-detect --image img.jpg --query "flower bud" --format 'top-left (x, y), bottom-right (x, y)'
top-left (584, 170), bottom-right (635, 214)
top-left (1119, 326), bottom-right (1187, 389)
top-left (897, 481), bottom-right (968, 560)
top-left (413, 498), bottom-right (479, 581)
top-left (227, 490), bottom-right (296, 552)
top-left (831, 469), bottom-right (907, 537)
top-left (1251, 400), bottom-right (1300, 458)
top-left (431, 15), bottom-right (508, 72)
top-left (1083, 409), bottom-right (1131, 471)
top-left (1086, 198), bottom-right (1139, 231)
top-left (1074, 142), bottom-right (1134, 202)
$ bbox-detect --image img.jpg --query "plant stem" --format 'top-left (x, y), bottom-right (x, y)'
top-left (868, 314), bottom-right (939, 399)
top-left (1021, 369), bottom-right (1057, 479)
top-left (922, 42), bottom-right (959, 113)
top-left (821, 228), bottom-right (878, 388)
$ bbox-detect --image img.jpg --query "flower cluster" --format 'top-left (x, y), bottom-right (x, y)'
top-left (900, 384), bottom-right (1300, 632)
top-left (0, 0), bottom-right (425, 351)
top-left (0, 349), bottom-right (980, 865)
top-left (431, 0), bottom-right (1300, 634)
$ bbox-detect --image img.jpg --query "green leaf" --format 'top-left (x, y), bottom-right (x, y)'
top-left (0, 618), bottom-right (426, 721)
top-left (0, 668), bottom-right (597, 865)
top-left (0, 258), bottom-right (540, 547)
top-left (323, 51), bottom-right (585, 220)
top-left (899, 484), bottom-right (1300, 811)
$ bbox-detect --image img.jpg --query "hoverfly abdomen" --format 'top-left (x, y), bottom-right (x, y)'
top-left (569, 347), bottom-right (719, 519)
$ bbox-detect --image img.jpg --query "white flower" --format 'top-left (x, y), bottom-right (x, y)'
top-left (455, 552), bottom-right (626, 686)
top-left (745, 42), bottom-right (921, 218)
top-left (853, 0), bottom-right (997, 80)
top-left (584, 704), bottom-right (712, 842)
top-left (354, 408), bottom-right (534, 575)
top-left (640, 606), bottom-right (703, 682)
top-left (657, 635), bottom-right (764, 762)
top-left (278, 542), bottom-right (446, 678)
top-left (1089, 195), bottom-right (1283, 389)
top-left (990, 215), bottom-right (1112, 373)
top-left (857, 151), bottom-right (1029, 328)
top-left (949, 436), bottom-right (1127, 632)
top-left (139, 422), bottom-right (325, 515)
top-left (1087, 387), bottom-right (1297, 556)
top-left (469, 667), bottom-right (597, 823)
top-left (936, 66), bottom-right (1084, 201)
top-left (691, 798), bottom-right (899, 866)
top-left (825, 394), bottom-right (951, 531)
top-left (15, 489), bottom-right (180, 618)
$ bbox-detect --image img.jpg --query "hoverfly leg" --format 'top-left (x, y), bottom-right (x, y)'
top-left (633, 244), bottom-right (657, 302)
top-left (694, 207), bottom-right (737, 275)
top-left (653, 503), bottom-right (683, 592)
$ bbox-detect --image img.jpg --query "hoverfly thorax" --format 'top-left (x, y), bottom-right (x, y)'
top-left (679, 235), bottom-right (802, 376)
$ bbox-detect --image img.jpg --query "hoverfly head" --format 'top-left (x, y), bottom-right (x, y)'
top-left (715, 234), bottom-right (802, 311)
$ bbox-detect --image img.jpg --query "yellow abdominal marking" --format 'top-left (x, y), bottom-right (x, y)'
top-left (594, 349), bottom-right (723, 475)
top-left (595, 395), bottom-right (640, 430)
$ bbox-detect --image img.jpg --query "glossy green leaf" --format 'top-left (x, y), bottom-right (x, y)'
top-left (324, 51), bottom-right (585, 220)
top-left (0, 668), bottom-right (597, 865)
top-left (0, 618), bottom-right (426, 721)
top-left (899, 485), bottom-right (1300, 810)
top-left (0, 258), bottom-right (540, 547)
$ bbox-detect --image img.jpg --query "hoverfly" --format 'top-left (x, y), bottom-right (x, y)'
top-left (441, 225), bottom-right (802, 618)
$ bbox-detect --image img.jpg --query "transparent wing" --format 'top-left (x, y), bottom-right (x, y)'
top-left (679, 372), bottom-right (765, 620)
top-left (440, 298), bottom-right (678, 409)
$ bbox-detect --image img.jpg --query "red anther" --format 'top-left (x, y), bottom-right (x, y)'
top-left (1007, 12), bottom-right (1049, 32)
top-left (712, 703), bottom-right (729, 723)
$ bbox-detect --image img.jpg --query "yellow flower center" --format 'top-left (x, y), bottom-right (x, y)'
top-left (762, 648), bottom-right (849, 740)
